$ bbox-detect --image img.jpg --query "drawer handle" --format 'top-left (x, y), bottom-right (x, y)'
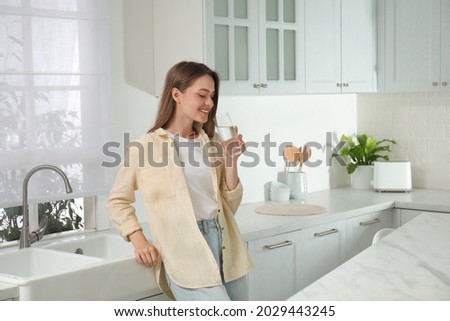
top-left (263, 240), bottom-right (293, 250)
top-left (359, 218), bottom-right (381, 226)
top-left (314, 228), bottom-right (339, 237)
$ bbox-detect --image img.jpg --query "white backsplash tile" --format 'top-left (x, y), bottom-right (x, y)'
top-left (357, 93), bottom-right (450, 190)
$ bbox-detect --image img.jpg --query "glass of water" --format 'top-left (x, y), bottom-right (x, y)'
top-left (215, 113), bottom-right (236, 140)
top-left (214, 113), bottom-right (241, 157)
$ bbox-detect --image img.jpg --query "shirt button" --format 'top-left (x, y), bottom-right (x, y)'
top-left (222, 246), bottom-right (225, 250)
top-left (217, 208), bottom-right (221, 212)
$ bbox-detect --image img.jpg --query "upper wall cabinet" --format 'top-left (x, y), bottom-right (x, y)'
top-left (305, 0), bottom-right (376, 93)
top-left (151, 0), bottom-right (205, 96)
top-left (205, 0), bottom-right (306, 95)
top-left (378, 0), bottom-right (450, 92)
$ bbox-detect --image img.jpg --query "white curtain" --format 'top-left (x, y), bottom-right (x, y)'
top-left (0, 0), bottom-right (112, 207)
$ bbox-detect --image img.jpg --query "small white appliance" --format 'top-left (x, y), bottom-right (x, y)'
top-left (373, 161), bottom-right (412, 192)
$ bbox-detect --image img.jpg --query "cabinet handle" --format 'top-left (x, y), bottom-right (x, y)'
top-left (443, 81), bottom-right (448, 87)
top-left (432, 82), bottom-right (438, 86)
top-left (336, 83), bottom-right (342, 87)
top-left (263, 240), bottom-right (293, 250)
top-left (359, 218), bottom-right (381, 226)
top-left (314, 228), bottom-right (339, 237)
top-left (261, 83), bottom-right (268, 88)
top-left (253, 83), bottom-right (261, 89)
top-left (343, 83), bottom-right (349, 87)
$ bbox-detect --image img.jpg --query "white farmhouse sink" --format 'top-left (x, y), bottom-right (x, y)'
top-left (41, 234), bottom-right (134, 259)
top-left (0, 233), bottom-right (160, 300)
top-left (0, 248), bottom-right (102, 282)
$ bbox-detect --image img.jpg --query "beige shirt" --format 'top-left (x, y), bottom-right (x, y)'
top-left (106, 125), bottom-right (253, 300)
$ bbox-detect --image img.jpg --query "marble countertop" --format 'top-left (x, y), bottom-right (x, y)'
top-left (235, 188), bottom-right (450, 241)
top-left (288, 212), bottom-right (450, 300)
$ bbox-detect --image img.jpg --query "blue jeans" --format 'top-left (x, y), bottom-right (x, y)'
top-left (165, 218), bottom-right (240, 301)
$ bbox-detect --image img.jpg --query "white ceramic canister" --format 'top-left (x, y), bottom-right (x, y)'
top-left (277, 171), bottom-right (308, 199)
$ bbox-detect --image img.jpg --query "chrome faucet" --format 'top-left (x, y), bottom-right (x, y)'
top-left (19, 164), bottom-right (73, 249)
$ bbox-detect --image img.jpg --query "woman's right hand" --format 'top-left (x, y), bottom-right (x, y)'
top-left (128, 230), bottom-right (159, 268)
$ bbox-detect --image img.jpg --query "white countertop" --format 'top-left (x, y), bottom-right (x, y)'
top-left (288, 212), bottom-right (450, 300)
top-left (235, 188), bottom-right (450, 241)
top-left (0, 282), bottom-right (19, 301)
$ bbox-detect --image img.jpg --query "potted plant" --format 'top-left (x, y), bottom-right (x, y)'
top-left (333, 134), bottom-right (396, 189)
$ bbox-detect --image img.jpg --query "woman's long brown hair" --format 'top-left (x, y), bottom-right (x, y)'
top-left (148, 61), bottom-right (220, 138)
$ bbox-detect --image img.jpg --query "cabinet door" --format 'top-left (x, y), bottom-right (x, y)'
top-left (341, 0), bottom-right (375, 93)
top-left (247, 232), bottom-right (296, 300)
top-left (258, 0), bottom-right (305, 94)
top-left (384, 0), bottom-right (441, 92)
top-left (346, 209), bottom-right (394, 259)
top-left (441, 0), bottom-right (450, 92)
top-left (305, 0), bottom-right (341, 93)
top-left (297, 220), bottom-right (346, 290)
top-left (205, 0), bottom-right (259, 95)
top-left (153, 0), bottom-right (205, 95)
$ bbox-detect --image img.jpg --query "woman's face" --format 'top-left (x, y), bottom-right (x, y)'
top-left (173, 74), bottom-right (215, 125)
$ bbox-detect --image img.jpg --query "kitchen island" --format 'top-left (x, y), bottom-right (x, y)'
top-left (231, 187), bottom-right (450, 300)
top-left (288, 212), bottom-right (450, 300)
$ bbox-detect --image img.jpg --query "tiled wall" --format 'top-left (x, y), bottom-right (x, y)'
top-left (357, 93), bottom-right (450, 190)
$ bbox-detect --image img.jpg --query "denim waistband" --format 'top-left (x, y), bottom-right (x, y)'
top-left (197, 218), bottom-right (219, 235)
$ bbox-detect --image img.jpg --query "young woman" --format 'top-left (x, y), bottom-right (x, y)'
top-left (107, 61), bottom-right (253, 300)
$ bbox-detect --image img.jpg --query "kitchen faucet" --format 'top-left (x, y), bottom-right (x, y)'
top-left (19, 164), bottom-right (73, 249)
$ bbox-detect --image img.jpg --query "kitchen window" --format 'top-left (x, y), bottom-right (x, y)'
top-left (0, 0), bottom-right (112, 242)
top-left (0, 197), bottom-right (84, 243)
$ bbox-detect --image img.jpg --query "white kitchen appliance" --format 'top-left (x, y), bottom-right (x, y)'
top-left (373, 161), bottom-right (412, 192)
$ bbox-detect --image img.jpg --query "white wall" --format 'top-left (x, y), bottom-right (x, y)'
top-left (100, 0), bottom-right (159, 227)
top-left (220, 95), bottom-right (356, 203)
top-left (105, 1), bottom-right (357, 225)
top-left (357, 93), bottom-right (450, 190)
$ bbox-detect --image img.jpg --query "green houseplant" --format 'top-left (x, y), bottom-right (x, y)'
top-left (334, 134), bottom-right (397, 174)
top-left (0, 199), bottom-right (83, 242)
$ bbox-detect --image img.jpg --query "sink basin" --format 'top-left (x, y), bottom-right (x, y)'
top-left (0, 248), bottom-right (102, 283)
top-left (0, 233), bottom-right (159, 300)
top-left (41, 234), bottom-right (134, 259)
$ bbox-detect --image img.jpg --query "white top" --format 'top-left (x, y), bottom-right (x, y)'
top-left (166, 131), bottom-right (218, 221)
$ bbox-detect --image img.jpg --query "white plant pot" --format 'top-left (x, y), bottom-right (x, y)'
top-left (351, 165), bottom-right (374, 189)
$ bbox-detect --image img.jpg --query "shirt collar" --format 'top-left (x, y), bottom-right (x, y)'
top-left (155, 122), bottom-right (208, 140)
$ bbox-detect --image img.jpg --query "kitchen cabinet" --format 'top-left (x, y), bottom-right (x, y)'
top-left (378, 0), bottom-right (450, 92)
top-left (150, 0), bottom-right (205, 96)
top-left (296, 220), bottom-right (347, 290)
top-left (205, 0), bottom-right (306, 95)
top-left (346, 209), bottom-right (394, 259)
top-left (245, 232), bottom-right (297, 300)
top-left (305, 0), bottom-right (376, 93)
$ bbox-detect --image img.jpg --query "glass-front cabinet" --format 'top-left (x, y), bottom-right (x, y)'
top-left (205, 0), bottom-right (305, 94)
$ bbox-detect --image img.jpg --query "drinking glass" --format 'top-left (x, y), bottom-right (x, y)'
top-left (215, 113), bottom-right (237, 141)
top-left (214, 113), bottom-right (241, 157)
